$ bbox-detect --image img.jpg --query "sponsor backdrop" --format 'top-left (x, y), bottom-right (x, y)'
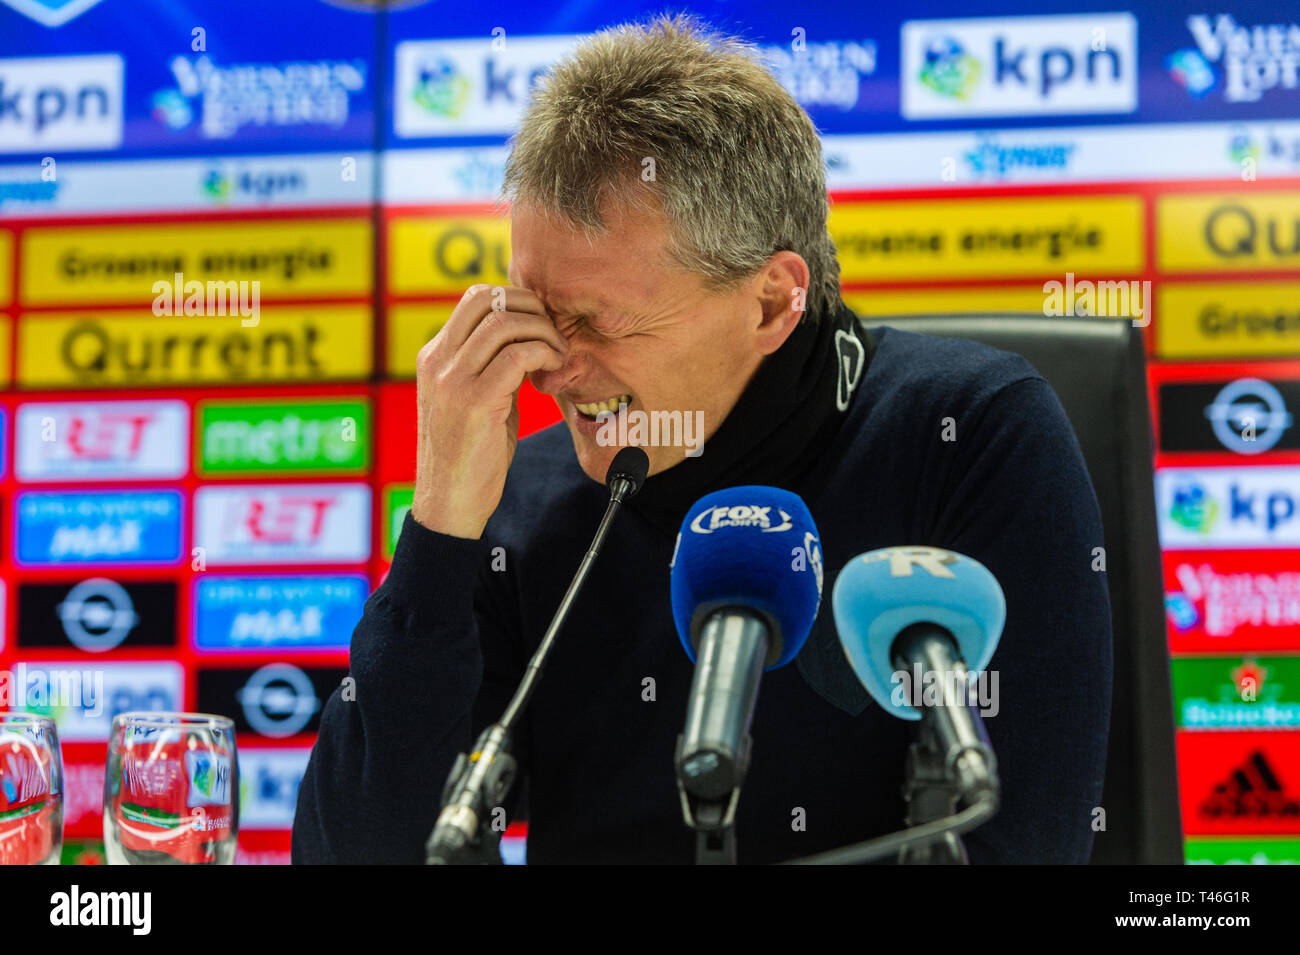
top-left (0, 0), bottom-right (1296, 865)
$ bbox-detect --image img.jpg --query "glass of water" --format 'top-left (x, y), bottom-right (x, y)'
top-left (104, 712), bottom-right (238, 865)
top-left (0, 713), bottom-right (63, 865)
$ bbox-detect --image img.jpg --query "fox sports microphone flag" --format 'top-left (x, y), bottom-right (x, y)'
top-left (670, 486), bottom-right (823, 668)
top-left (832, 546), bottom-right (1005, 720)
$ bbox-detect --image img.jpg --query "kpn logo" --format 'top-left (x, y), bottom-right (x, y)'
top-left (901, 13), bottom-right (1138, 119)
top-left (411, 57), bottom-right (471, 118)
top-left (1169, 481), bottom-right (1219, 534)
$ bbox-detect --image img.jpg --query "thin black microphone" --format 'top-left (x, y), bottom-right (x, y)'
top-left (426, 447), bottom-right (649, 864)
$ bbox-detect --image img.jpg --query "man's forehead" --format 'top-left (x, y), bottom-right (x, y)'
top-left (509, 200), bottom-right (672, 306)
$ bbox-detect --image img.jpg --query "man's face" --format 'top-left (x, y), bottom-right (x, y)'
top-left (509, 199), bottom-right (769, 483)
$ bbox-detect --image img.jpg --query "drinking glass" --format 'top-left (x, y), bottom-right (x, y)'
top-left (104, 712), bottom-right (238, 865)
top-left (0, 713), bottom-right (63, 865)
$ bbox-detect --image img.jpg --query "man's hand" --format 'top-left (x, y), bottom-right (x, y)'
top-left (411, 285), bottom-right (567, 539)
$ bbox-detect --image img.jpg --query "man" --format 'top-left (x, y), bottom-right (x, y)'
top-left (293, 15), bottom-right (1112, 864)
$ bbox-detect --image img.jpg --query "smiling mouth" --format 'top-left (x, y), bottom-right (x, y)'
top-left (574, 394), bottom-right (632, 419)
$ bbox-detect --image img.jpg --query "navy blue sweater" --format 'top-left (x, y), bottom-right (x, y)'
top-left (292, 325), bottom-right (1113, 864)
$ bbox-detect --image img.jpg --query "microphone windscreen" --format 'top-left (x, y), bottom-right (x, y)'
top-left (606, 447), bottom-right (649, 496)
top-left (670, 486), bottom-right (822, 669)
top-left (831, 546), bottom-right (1005, 720)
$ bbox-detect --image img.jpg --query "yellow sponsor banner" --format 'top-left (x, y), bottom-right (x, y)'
top-left (0, 315), bottom-right (11, 386)
top-left (832, 196), bottom-right (1144, 281)
top-left (844, 282), bottom-right (1147, 319)
top-left (18, 305), bottom-right (373, 388)
top-left (1157, 282), bottom-right (1300, 359)
top-left (20, 219), bottom-right (372, 304)
top-left (0, 230), bottom-right (12, 306)
top-left (844, 286), bottom-right (1047, 317)
top-left (388, 214), bottom-right (511, 295)
top-left (386, 302), bottom-right (456, 377)
top-left (1158, 192), bottom-right (1300, 272)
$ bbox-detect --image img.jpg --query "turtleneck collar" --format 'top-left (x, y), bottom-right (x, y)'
top-left (627, 299), bottom-right (874, 535)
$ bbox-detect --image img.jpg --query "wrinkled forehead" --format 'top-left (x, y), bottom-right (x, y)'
top-left (508, 201), bottom-right (676, 313)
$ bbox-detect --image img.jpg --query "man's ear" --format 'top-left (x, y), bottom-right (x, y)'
top-left (754, 251), bottom-right (812, 356)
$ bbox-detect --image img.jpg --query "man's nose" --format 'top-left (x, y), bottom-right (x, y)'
top-left (530, 344), bottom-right (586, 395)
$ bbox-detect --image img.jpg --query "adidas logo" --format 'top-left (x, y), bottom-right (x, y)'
top-left (1199, 750), bottom-right (1300, 819)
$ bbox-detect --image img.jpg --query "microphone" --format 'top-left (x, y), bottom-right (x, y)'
top-left (669, 486), bottom-right (822, 840)
top-left (832, 546), bottom-right (1004, 801)
top-left (426, 446), bottom-right (650, 864)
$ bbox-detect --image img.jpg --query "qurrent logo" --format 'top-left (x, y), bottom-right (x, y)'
top-left (236, 663), bottom-right (319, 738)
top-left (56, 577), bottom-right (138, 653)
top-left (689, 505), bottom-right (793, 534)
top-left (1206, 378), bottom-right (1293, 454)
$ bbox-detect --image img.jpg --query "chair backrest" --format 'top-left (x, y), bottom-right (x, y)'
top-left (863, 313), bottom-right (1184, 865)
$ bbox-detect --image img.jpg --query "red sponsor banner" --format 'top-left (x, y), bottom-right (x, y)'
top-left (1177, 730), bottom-right (1300, 836)
top-left (61, 743), bottom-right (107, 840)
top-left (236, 828), bottom-right (293, 865)
top-left (374, 380), bottom-right (561, 486)
top-left (1164, 550), bottom-right (1300, 653)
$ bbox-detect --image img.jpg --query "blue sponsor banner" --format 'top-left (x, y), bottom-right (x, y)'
top-left (0, 0), bottom-right (376, 160)
top-left (193, 573), bottom-right (368, 651)
top-left (3, 0), bottom-right (1297, 162)
top-left (15, 488), bottom-right (183, 566)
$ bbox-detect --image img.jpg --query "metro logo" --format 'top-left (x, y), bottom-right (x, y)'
top-left (16, 400), bottom-right (188, 481)
top-left (197, 399), bottom-right (369, 475)
top-left (194, 484), bottom-right (370, 565)
top-left (18, 307), bottom-right (372, 387)
top-left (0, 54), bottom-right (123, 152)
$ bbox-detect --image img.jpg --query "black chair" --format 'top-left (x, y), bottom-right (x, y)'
top-left (862, 313), bottom-right (1183, 865)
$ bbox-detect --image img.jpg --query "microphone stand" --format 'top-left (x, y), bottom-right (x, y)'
top-left (674, 748), bottom-right (744, 865)
top-left (426, 449), bottom-right (648, 864)
top-left (898, 718), bottom-right (969, 864)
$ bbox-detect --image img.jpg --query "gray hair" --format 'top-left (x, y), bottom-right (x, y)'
top-left (501, 13), bottom-right (842, 320)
